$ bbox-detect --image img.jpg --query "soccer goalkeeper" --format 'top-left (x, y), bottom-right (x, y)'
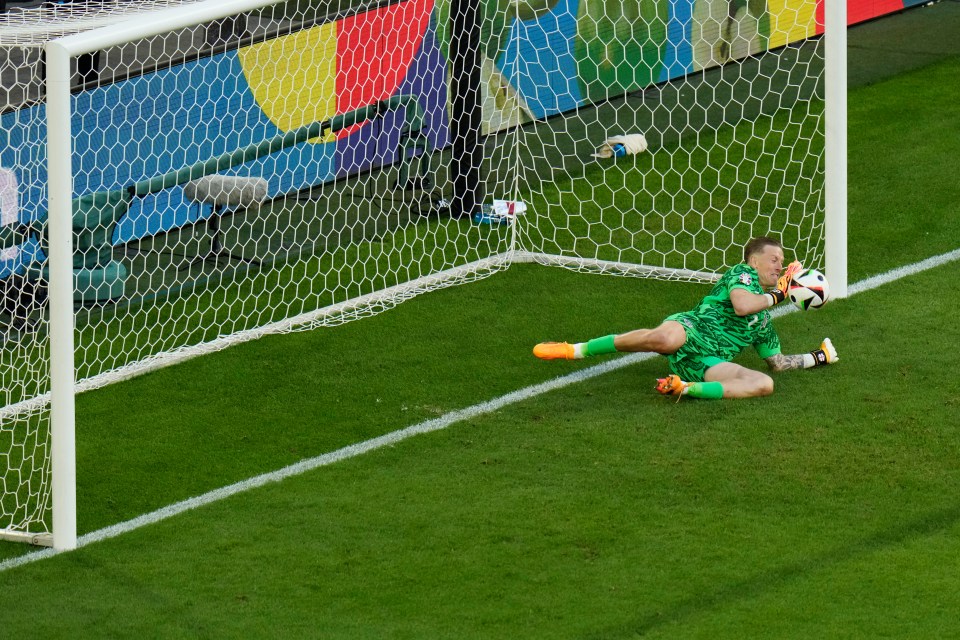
top-left (533, 236), bottom-right (838, 399)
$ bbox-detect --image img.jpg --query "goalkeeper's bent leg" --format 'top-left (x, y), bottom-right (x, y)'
top-left (656, 373), bottom-right (723, 400)
top-left (686, 381), bottom-right (724, 399)
top-left (657, 375), bottom-right (724, 399)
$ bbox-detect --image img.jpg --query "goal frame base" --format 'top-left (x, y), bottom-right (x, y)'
top-left (0, 529), bottom-right (53, 547)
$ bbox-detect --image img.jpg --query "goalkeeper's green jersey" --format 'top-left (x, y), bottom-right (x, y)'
top-left (692, 263), bottom-right (780, 359)
top-left (667, 263), bottom-right (781, 366)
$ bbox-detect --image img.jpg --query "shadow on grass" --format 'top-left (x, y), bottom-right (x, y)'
top-left (587, 504), bottom-right (960, 639)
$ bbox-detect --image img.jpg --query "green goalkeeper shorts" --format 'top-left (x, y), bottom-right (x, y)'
top-left (663, 312), bottom-right (728, 382)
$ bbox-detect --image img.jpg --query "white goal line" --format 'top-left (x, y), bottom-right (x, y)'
top-left (2, 246), bottom-right (959, 572)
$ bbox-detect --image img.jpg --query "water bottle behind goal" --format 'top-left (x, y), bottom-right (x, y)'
top-left (472, 200), bottom-right (526, 226)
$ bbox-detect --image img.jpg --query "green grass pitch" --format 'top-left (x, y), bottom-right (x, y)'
top-left (2, 5), bottom-right (960, 638)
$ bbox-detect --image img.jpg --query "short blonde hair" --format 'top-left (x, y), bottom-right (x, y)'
top-left (743, 236), bottom-right (782, 263)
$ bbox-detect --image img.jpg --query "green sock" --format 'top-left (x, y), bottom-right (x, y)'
top-left (686, 381), bottom-right (724, 400)
top-left (583, 334), bottom-right (618, 357)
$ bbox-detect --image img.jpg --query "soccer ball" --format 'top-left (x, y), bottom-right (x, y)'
top-left (788, 269), bottom-right (830, 310)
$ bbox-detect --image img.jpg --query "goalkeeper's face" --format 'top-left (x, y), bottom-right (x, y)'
top-left (749, 244), bottom-right (785, 289)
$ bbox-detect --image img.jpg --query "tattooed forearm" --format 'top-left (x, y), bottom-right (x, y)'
top-left (766, 353), bottom-right (807, 372)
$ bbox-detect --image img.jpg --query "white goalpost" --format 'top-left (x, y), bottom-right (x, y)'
top-left (0, 0), bottom-right (845, 550)
top-left (825, 0), bottom-right (849, 299)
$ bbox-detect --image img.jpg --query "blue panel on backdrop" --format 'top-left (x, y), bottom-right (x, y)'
top-left (660, 0), bottom-right (695, 82)
top-left (499, 0), bottom-right (583, 119)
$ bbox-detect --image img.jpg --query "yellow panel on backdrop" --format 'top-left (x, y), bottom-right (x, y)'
top-left (768, 0), bottom-right (817, 48)
top-left (238, 24), bottom-right (339, 141)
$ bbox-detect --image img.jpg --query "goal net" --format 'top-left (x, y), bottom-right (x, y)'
top-left (503, 1), bottom-right (827, 280)
top-left (0, 0), bottom-right (833, 547)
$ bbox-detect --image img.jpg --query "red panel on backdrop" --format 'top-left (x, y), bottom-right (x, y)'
top-left (335, 0), bottom-right (433, 137)
top-left (816, 0), bottom-right (905, 34)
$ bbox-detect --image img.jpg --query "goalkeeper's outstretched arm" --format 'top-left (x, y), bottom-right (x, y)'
top-left (766, 338), bottom-right (839, 372)
top-left (729, 259), bottom-right (803, 316)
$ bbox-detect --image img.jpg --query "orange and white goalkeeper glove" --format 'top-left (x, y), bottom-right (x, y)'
top-left (807, 338), bottom-right (838, 368)
top-left (766, 261), bottom-right (803, 306)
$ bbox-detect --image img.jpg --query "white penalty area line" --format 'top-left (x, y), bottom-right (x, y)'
top-left (3, 247), bottom-right (959, 573)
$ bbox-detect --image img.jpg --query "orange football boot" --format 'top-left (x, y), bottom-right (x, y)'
top-left (533, 342), bottom-right (575, 360)
top-left (655, 374), bottom-right (689, 396)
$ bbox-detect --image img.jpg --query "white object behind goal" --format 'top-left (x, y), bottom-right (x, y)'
top-left (0, 0), bottom-right (845, 550)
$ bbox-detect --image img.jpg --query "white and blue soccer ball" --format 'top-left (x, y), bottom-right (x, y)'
top-left (788, 268), bottom-right (830, 310)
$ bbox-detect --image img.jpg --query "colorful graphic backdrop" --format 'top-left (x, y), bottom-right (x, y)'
top-left (0, 0), bottom-right (446, 254)
top-left (0, 0), bottom-right (915, 273)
